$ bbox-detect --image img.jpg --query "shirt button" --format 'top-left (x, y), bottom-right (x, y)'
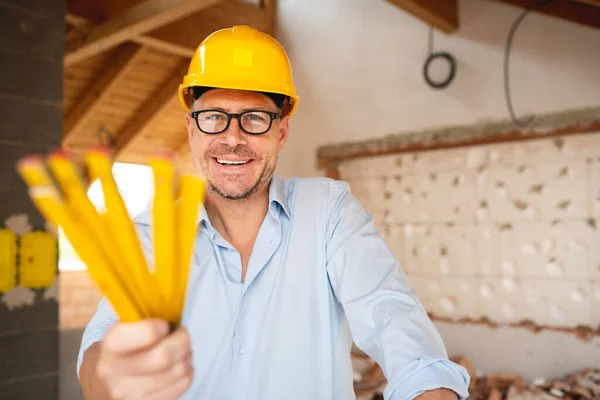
top-left (239, 348), bottom-right (245, 355)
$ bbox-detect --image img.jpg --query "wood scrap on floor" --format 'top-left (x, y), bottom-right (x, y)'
top-left (351, 352), bottom-right (600, 400)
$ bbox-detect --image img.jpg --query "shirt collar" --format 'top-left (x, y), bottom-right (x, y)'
top-left (269, 175), bottom-right (291, 219)
top-left (134, 176), bottom-right (290, 228)
top-left (195, 175), bottom-right (291, 227)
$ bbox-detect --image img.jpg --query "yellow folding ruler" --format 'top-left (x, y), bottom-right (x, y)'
top-left (17, 149), bottom-right (205, 327)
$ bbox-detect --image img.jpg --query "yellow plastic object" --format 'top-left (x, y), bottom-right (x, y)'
top-left (179, 25), bottom-right (299, 116)
top-left (47, 153), bottom-right (125, 286)
top-left (28, 186), bottom-right (142, 321)
top-left (85, 150), bottom-right (161, 318)
top-left (151, 155), bottom-right (176, 322)
top-left (0, 229), bottom-right (17, 292)
top-left (15, 155), bottom-right (54, 186)
top-left (17, 149), bottom-right (206, 326)
top-left (19, 231), bottom-right (57, 289)
top-left (173, 175), bottom-right (206, 325)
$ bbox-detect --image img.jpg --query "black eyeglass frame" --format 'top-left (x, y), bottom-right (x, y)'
top-left (190, 109), bottom-right (280, 135)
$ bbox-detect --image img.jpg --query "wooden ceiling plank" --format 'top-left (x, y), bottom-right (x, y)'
top-left (65, 12), bottom-right (93, 29)
top-left (114, 63), bottom-right (189, 156)
top-left (132, 36), bottom-right (195, 58)
top-left (260, 0), bottom-right (277, 36)
top-left (575, 0), bottom-right (600, 7)
top-left (492, 0), bottom-right (600, 30)
top-left (145, 0), bottom-right (269, 50)
top-left (65, 0), bottom-right (224, 66)
top-left (385, 0), bottom-right (458, 33)
top-left (63, 43), bottom-right (146, 145)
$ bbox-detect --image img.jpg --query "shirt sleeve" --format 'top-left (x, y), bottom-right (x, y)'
top-left (324, 181), bottom-right (470, 400)
top-left (76, 296), bottom-right (118, 378)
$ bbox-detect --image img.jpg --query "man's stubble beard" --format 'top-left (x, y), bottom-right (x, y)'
top-left (204, 154), bottom-right (278, 201)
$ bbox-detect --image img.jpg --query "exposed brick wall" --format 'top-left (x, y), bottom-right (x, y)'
top-left (0, 0), bottom-right (65, 398)
top-left (339, 133), bottom-right (600, 331)
top-left (59, 272), bottom-right (102, 330)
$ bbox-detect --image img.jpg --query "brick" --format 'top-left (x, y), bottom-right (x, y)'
top-left (570, 385), bottom-right (592, 399)
top-left (0, 97), bottom-right (61, 146)
top-left (1, 0), bottom-right (66, 18)
top-left (506, 385), bottom-right (555, 400)
top-left (0, 187), bottom-right (47, 231)
top-left (0, 4), bottom-right (64, 60)
top-left (0, 374), bottom-right (58, 400)
top-left (0, 51), bottom-right (62, 102)
top-left (0, 298), bottom-right (58, 333)
top-left (469, 377), bottom-right (491, 400)
top-left (59, 328), bottom-right (84, 400)
top-left (487, 388), bottom-right (502, 400)
top-left (0, 142), bottom-right (55, 191)
top-left (0, 329), bottom-right (58, 382)
top-left (489, 372), bottom-right (524, 390)
top-left (450, 355), bottom-right (476, 379)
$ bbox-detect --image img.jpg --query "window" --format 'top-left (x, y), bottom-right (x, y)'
top-left (58, 163), bottom-right (154, 272)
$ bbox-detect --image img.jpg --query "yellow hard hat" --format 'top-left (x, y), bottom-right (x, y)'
top-left (179, 25), bottom-right (299, 116)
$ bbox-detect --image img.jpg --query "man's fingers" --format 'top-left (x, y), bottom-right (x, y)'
top-left (106, 354), bottom-right (194, 400)
top-left (145, 363), bottom-right (194, 400)
top-left (100, 327), bottom-right (191, 376)
top-left (142, 327), bottom-right (191, 373)
top-left (103, 319), bottom-right (170, 355)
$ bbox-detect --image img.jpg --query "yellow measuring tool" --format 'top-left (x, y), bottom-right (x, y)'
top-left (17, 149), bottom-right (205, 325)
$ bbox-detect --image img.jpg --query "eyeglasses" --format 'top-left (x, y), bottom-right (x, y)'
top-left (191, 109), bottom-right (280, 135)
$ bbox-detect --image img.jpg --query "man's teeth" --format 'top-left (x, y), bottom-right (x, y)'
top-left (216, 159), bottom-right (248, 165)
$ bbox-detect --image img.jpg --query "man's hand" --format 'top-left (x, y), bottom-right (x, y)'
top-left (95, 319), bottom-right (193, 400)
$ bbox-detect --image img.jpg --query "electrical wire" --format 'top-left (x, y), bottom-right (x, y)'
top-left (423, 26), bottom-right (456, 89)
top-left (503, 0), bottom-right (558, 127)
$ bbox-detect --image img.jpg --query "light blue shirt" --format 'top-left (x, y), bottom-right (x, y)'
top-left (78, 176), bottom-right (470, 400)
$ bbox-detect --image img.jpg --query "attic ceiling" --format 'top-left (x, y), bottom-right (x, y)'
top-left (63, 0), bottom-right (275, 171)
top-left (64, 0), bottom-right (600, 170)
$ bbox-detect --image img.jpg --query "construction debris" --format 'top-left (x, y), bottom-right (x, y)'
top-left (351, 353), bottom-right (600, 400)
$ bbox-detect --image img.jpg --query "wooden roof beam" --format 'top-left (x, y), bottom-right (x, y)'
top-left (66, 12), bottom-right (195, 58)
top-left (385, 0), bottom-right (458, 33)
top-left (145, 0), bottom-right (270, 51)
top-left (63, 43), bottom-right (147, 146)
top-left (114, 63), bottom-right (189, 157)
top-left (65, 0), bottom-right (224, 66)
top-left (132, 36), bottom-right (195, 58)
top-left (574, 0), bottom-right (600, 7)
top-left (260, 0), bottom-right (277, 36)
top-left (492, 0), bottom-right (600, 30)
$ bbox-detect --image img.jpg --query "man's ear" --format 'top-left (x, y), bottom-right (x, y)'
top-left (278, 115), bottom-right (290, 151)
top-left (184, 113), bottom-right (202, 171)
top-left (185, 113), bottom-right (195, 144)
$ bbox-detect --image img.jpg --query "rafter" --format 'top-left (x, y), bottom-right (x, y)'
top-left (65, 0), bottom-right (224, 66)
top-left (492, 0), bottom-right (600, 30)
top-left (260, 0), bottom-right (277, 36)
top-left (385, 0), bottom-right (458, 33)
top-left (66, 12), bottom-right (195, 58)
top-left (575, 0), bottom-right (600, 7)
top-left (63, 43), bottom-right (146, 146)
top-left (114, 63), bottom-right (189, 156)
top-left (146, 0), bottom-right (269, 50)
top-left (133, 36), bottom-right (195, 58)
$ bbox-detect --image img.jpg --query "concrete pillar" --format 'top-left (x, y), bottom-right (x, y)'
top-left (0, 0), bottom-right (65, 398)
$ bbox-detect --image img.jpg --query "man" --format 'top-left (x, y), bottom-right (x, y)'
top-left (78, 25), bottom-right (470, 400)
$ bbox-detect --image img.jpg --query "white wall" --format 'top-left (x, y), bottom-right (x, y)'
top-left (275, 0), bottom-right (600, 178)
top-left (273, 0), bottom-right (600, 380)
top-left (339, 132), bottom-right (600, 380)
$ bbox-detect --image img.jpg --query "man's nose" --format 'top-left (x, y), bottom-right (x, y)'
top-left (218, 118), bottom-right (248, 147)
